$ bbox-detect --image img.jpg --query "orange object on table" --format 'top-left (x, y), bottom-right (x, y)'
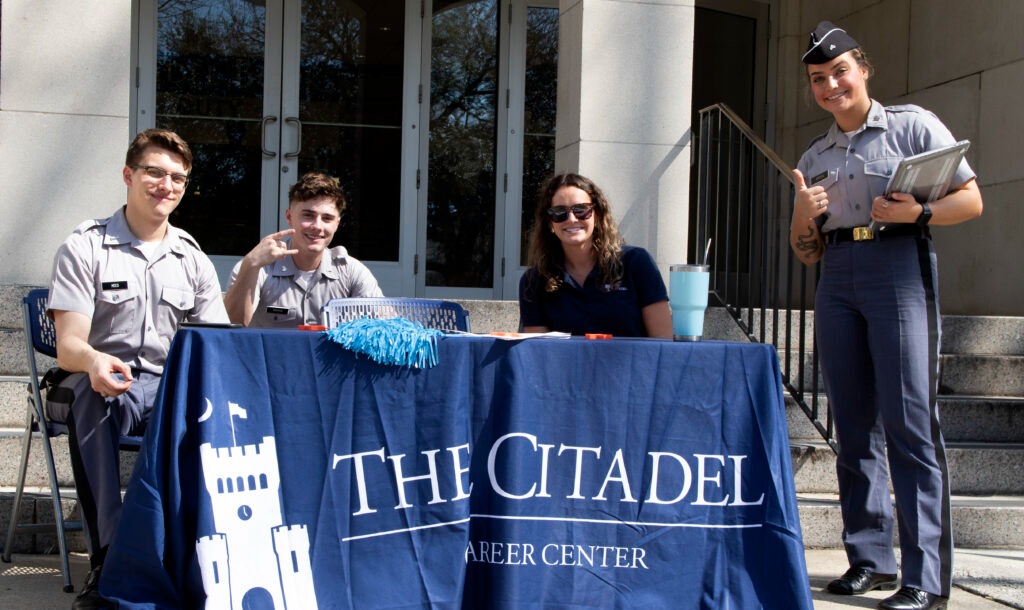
top-left (585, 333), bottom-right (612, 340)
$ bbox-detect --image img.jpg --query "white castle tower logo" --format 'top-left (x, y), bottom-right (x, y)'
top-left (194, 400), bottom-right (319, 609)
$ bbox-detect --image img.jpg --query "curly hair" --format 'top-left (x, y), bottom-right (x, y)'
top-left (288, 171), bottom-right (346, 213)
top-left (525, 173), bottom-right (624, 294)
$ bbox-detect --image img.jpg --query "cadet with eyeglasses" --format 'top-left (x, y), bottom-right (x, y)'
top-left (46, 129), bottom-right (229, 610)
top-left (518, 172), bottom-right (672, 338)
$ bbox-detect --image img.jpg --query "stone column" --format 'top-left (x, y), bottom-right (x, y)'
top-left (556, 0), bottom-right (696, 273)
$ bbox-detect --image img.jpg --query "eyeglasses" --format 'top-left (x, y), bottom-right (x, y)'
top-left (131, 165), bottom-right (189, 189)
top-left (546, 204), bottom-right (594, 223)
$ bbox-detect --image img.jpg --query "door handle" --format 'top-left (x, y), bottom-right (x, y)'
top-left (285, 117), bottom-right (302, 159)
top-left (261, 116), bottom-right (277, 158)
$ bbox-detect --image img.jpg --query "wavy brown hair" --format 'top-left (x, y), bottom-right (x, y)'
top-left (125, 128), bottom-right (192, 171)
top-left (289, 171), bottom-right (347, 213)
top-left (525, 173), bottom-right (624, 293)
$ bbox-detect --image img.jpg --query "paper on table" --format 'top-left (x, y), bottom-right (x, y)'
top-left (447, 330), bottom-right (571, 340)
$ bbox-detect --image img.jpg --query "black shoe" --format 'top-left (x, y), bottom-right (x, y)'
top-left (877, 587), bottom-right (948, 610)
top-left (826, 566), bottom-right (898, 595)
top-left (71, 565), bottom-right (113, 610)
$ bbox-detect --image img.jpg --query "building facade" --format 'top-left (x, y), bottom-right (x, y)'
top-left (0, 0), bottom-right (1020, 314)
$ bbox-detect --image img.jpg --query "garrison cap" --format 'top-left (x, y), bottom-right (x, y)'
top-left (801, 21), bottom-right (859, 64)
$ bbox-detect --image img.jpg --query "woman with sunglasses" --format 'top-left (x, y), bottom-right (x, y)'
top-left (791, 22), bottom-right (982, 610)
top-left (518, 172), bottom-right (672, 337)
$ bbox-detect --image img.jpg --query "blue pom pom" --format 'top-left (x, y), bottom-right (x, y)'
top-left (325, 317), bottom-right (443, 368)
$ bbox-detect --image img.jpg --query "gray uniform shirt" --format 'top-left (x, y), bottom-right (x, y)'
top-left (229, 244), bottom-right (383, 328)
top-left (797, 99), bottom-right (976, 233)
top-left (48, 207), bottom-right (229, 375)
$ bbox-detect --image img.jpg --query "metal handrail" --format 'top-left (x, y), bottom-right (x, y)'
top-left (704, 103), bottom-right (792, 172)
top-left (694, 103), bottom-right (836, 452)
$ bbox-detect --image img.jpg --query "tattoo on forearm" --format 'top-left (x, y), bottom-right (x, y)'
top-left (793, 226), bottom-right (822, 259)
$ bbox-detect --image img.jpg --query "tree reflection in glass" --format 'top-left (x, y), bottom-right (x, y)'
top-left (297, 1), bottom-right (404, 262)
top-left (520, 6), bottom-right (558, 266)
top-left (157, 0), bottom-right (266, 256)
top-left (427, 0), bottom-right (498, 288)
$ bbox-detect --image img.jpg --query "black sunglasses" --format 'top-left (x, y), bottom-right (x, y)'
top-left (546, 204), bottom-right (595, 223)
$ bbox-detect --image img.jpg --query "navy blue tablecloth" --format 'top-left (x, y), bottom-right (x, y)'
top-left (101, 329), bottom-right (812, 609)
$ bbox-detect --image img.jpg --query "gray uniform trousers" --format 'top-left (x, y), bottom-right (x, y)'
top-left (46, 370), bottom-right (161, 567)
top-left (814, 231), bottom-right (953, 597)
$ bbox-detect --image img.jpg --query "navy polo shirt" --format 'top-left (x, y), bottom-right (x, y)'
top-left (518, 245), bottom-right (668, 337)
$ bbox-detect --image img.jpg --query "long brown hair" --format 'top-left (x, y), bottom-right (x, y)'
top-left (525, 173), bottom-right (624, 293)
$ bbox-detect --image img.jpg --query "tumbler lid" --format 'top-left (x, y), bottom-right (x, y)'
top-left (670, 264), bottom-right (710, 272)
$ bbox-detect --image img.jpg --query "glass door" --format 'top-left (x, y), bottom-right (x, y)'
top-left (501, 1), bottom-right (558, 297)
top-left (141, 0), bottom-right (276, 280)
top-left (280, 0), bottom-right (416, 295)
top-left (141, 0), bottom-right (415, 294)
top-left (419, 0), bottom-right (556, 299)
top-left (138, 0), bottom-right (555, 299)
top-left (420, 0), bottom-right (499, 298)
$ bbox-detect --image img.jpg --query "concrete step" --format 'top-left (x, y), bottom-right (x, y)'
top-left (0, 379), bottom-right (30, 428)
top-left (0, 488), bottom-right (84, 555)
top-left (797, 493), bottom-right (1024, 548)
top-left (777, 349), bottom-right (1024, 400)
top-left (0, 329), bottom-right (37, 377)
top-left (0, 433), bottom-right (137, 490)
top-left (790, 440), bottom-right (1024, 496)
top-left (728, 308), bottom-right (1024, 356)
top-left (0, 431), bottom-right (75, 489)
top-left (942, 315), bottom-right (1024, 355)
top-left (786, 394), bottom-right (1024, 444)
top-left (940, 354), bottom-right (1024, 396)
top-left (936, 396), bottom-right (1024, 443)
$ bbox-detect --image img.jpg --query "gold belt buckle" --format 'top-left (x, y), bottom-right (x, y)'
top-left (852, 226), bottom-right (874, 241)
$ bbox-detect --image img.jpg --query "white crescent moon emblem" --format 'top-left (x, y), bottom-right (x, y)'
top-left (198, 398), bottom-right (214, 423)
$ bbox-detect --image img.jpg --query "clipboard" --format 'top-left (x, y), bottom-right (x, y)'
top-left (885, 139), bottom-right (970, 201)
top-left (873, 139), bottom-right (970, 230)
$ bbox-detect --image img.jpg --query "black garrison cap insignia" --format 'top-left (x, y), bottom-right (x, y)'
top-left (802, 21), bottom-right (859, 64)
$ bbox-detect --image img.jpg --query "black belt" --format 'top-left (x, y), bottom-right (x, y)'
top-left (824, 224), bottom-right (929, 245)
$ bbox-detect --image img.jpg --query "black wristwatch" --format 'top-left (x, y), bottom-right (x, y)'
top-left (916, 202), bottom-right (932, 226)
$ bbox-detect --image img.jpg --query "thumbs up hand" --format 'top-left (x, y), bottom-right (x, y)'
top-left (793, 169), bottom-right (829, 221)
top-left (789, 169), bottom-right (828, 265)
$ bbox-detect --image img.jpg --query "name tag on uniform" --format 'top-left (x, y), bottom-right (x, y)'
top-left (265, 306), bottom-right (290, 315)
top-left (101, 281), bottom-right (128, 291)
top-left (810, 171), bottom-right (828, 185)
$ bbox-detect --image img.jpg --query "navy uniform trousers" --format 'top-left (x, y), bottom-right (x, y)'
top-left (47, 371), bottom-right (161, 567)
top-left (815, 231), bottom-right (953, 598)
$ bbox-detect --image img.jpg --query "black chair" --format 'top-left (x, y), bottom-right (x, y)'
top-left (321, 297), bottom-right (471, 332)
top-left (1, 289), bottom-right (142, 592)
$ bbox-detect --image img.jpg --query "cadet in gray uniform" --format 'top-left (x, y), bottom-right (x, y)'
top-left (47, 129), bottom-right (229, 610)
top-left (789, 23), bottom-right (983, 610)
top-left (224, 171), bottom-right (382, 328)
top-left (790, 20), bottom-right (983, 610)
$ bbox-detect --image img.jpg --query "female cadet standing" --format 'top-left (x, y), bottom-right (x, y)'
top-left (789, 22), bottom-right (983, 610)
